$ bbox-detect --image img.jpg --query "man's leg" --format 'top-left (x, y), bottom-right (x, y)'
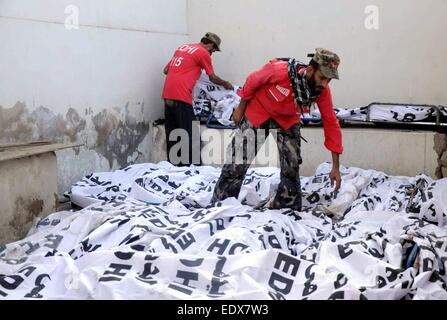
top-left (189, 105), bottom-right (202, 166)
top-left (175, 101), bottom-right (198, 166)
top-left (271, 123), bottom-right (302, 211)
top-left (164, 100), bottom-right (177, 164)
top-left (211, 118), bottom-right (258, 203)
top-left (166, 101), bottom-right (199, 166)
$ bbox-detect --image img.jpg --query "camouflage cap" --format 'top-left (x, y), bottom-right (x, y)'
top-left (204, 32), bottom-right (222, 51)
top-left (312, 48), bottom-right (340, 80)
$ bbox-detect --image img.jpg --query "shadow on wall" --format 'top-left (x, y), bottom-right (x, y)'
top-left (434, 133), bottom-right (447, 179)
top-left (8, 197), bottom-right (45, 241)
top-left (0, 101), bottom-right (150, 168)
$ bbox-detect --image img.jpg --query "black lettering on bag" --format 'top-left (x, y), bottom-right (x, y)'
top-left (334, 273), bottom-right (348, 289)
top-left (328, 291), bottom-right (345, 300)
top-left (337, 244), bottom-right (353, 259)
top-left (273, 252), bottom-right (300, 277)
top-left (137, 255), bottom-right (159, 284)
top-left (150, 218), bottom-right (167, 228)
top-left (168, 271), bottom-right (199, 295)
top-left (114, 251), bottom-right (135, 260)
top-left (99, 263), bottom-right (132, 282)
top-left (207, 239), bottom-right (230, 255)
top-left (268, 291), bottom-right (287, 300)
top-left (228, 243), bottom-right (249, 254)
top-left (177, 233), bottom-right (195, 250)
top-left (423, 258), bottom-right (434, 272)
top-left (161, 237), bottom-right (178, 253)
top-left (0, 266), bottom-right (36, 292)
top-left (268, 235), bottom-right (282, 249)
top-left (24, 274), bottom-right (50, 299)
top-left (208, 257), bottom-right (228, 297)
top-left (44, 234), bottom-right (63, 249)
top-left (268, 272), bottom-right (294, 295)
top-left (207, 219), bottom-right (225, 236)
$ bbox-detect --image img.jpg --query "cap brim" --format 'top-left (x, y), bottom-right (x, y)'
top-left (320, 66), bottom-right (339, 80)
top-left (206, 37), bottom-right (221, 51)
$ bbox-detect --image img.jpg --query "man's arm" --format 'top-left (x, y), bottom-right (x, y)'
top-left (315, 87), bottom-right (343, 154)
top-left (315, 87), bottom-right (343, 195)
top-left (330, 152), bottom-right (342, 194)
top-left (163, 59), bottom-right (170, 75)
top-left (231, 62), bottom-right (277, 124)
top-left (208, 73), bottom-right (233, 90)
top-left (238, 62), bottom-right (275, 100)
top-left (232, 99), bottom-right (248, 124)
top-left (198, 51), bottom-right (232, 90)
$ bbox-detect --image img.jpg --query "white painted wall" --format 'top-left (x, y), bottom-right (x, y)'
top-left (299, 128), bottom-right (438, 177)
top-left (0, 0), bottom-right (188, 194)
top-left (152, 125), bottom-right (438, 178)
top-left (1, 0), bottom-right (444, 199)
top-left (187, 0), bottom-right (447, 107)
top-left (186, 0), bottom-right (445, 177)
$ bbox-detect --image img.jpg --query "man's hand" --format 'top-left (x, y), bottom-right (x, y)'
top-left (209, 74), bottom-right (233, 90)
top-left (329, 167), bottom-right (342, 195)
top-left (223, 81), bottom-right (233, 90)
top-left (329, 152), bottom-right (341, 196)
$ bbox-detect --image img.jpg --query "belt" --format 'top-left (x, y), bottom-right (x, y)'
top-left (164, 99), bottom-right (176, 107)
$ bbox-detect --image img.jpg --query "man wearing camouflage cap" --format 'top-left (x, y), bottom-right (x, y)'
top-left (211, 48), bottom-right (343, 211)
top-left (162, 32), bottom-right (233, 166)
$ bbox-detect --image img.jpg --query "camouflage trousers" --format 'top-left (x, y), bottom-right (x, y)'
top-left (211, 118), bottom-right (302, 210)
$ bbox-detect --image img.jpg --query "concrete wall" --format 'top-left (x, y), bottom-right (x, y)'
top-left (1, 0), bottom-right (445, 198)
top-left (0, 0), bottom-right (188, 194)
top-left (186, 0), bottom-right (445, 177)
top-left (153, 125), bottom-right (438, 178)
top-left (299, 128), bottom-right (438, 177)
top-left (434, 133), bottom-right (447, 178)
top-left (0, 153), bottom-right (58, 244)
top-left (187, 0), bottom-right (447, 107)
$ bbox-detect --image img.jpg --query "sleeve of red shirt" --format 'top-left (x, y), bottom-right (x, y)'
top-left (237, 62), bottom-right (276, 100)
top-left (198, 50), bottom-right (214, 76)
top-left (315, 86), bottom-right (343, 154)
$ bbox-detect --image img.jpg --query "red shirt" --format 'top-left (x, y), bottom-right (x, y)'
top-left (238, 59), bottom-right (343, 154)
top-left (162, 43), bottom-right (214, 105)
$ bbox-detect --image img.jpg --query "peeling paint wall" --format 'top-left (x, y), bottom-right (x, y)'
top-left (0, 102), bottom-right (151, 193)
top-left (0, 0), bottom-right (188, 194)
top-left (0, 153), bottom-right (58, 244)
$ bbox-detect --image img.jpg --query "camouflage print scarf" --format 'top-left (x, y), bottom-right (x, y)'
top-left (287, 58), bottom-right (319, 115)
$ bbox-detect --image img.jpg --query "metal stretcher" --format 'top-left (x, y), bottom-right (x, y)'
top-left (302, 102), bottom-right (447, 130)
top-left (202, 102), bottom-right (447, 129)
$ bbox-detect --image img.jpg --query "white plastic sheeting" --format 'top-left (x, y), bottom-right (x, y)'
top-left (192, 74), bottom-right (240, 126)
top-left (1, 162), bottom-right (447, 299)
top-left (191, 74), bottom-right (447, 126)
top-left (331, 104), bottom-right (447, 123)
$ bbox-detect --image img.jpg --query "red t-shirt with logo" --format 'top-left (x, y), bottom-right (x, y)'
top-left (162, 43), bottom-right (214, 105)
top-left (238, 59), bottom-right (343, 154)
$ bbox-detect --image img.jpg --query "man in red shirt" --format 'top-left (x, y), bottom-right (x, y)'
top-left (162, 32), bottom-right (233, 166)
top-left (211, 48), bottom-right (343, 211)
